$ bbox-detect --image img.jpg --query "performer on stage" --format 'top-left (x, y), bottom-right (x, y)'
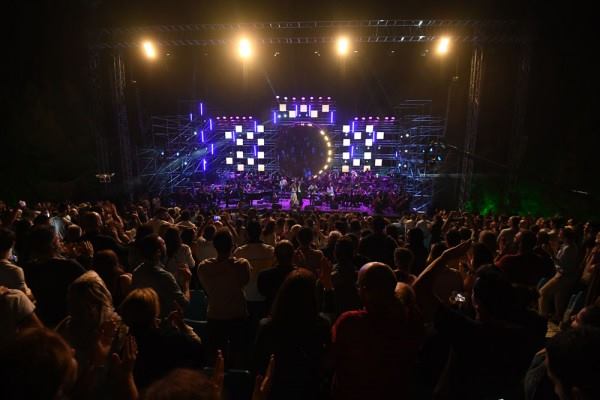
top-left (326, 183), bottom-right (335, 204)
top-left (297, 179), bottom-right (304, 208)
top-left (308, 182), bottom-right (318, 205)
top-left (290, 182), bottom-right (299, 208)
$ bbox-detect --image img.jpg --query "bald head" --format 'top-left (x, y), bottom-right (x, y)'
top-left (81, 211), bottom-right (102, 233)
top-left (358, 262), bottom-right (397, 298)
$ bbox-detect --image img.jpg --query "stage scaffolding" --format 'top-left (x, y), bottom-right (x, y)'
top-left (89, 19), bottom-right (530, 207)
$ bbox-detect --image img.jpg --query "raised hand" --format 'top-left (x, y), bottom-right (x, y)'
top-left (211, 350), bottom-right (225, 398)
top-left (441, 239), bottom-right (472, 262)
top-left (93, 319), bottom-right (117, 367)
top-left (111, 334), bottom-right (137, 376)
top-left (252, 355), bottom-right (275, 400)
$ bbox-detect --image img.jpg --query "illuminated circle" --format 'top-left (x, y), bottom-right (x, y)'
top-left (275, 124), bottom-right (331, 177)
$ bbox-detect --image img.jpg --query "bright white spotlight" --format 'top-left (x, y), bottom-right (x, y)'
top-left (239, 38), bottom-right (252, 59)
top-left (142, 41), bottom-right (157, 60)
top-left (336, 36), bottom-right (350, 56)
top-left (437, 37), bottom-right (451, 55)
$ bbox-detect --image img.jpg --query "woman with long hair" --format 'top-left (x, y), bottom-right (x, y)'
top-left (253, 269), bottom-right (330, 399)
top-left (92, 249), bottom-right (132, 307)
top-left (164, 226), bottom-right (195, 288)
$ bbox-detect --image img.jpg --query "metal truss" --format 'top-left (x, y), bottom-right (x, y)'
top-left (94, 19), bottom-right (522, 49)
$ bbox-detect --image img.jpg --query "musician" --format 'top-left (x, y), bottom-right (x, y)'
top-left (308, 182), bottom-right (318, 205)
top-left (279, 177), bottom-right (288, 193)
top-left (297, 179), bottom-right (304, 208)
top-left (290, 182), bottom-right (299, 208)
top-left (326, 184), bottom-right (335, 204)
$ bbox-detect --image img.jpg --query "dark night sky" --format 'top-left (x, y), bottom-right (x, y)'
top-left (1, 0), bottom-right (598, 213)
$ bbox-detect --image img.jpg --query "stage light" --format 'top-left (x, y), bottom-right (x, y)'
top-left (237, 164), bottom-right (245, 171)
top-left (300, 104), bottom-right (308, 113)
top-left (193, 131), bottom-right (197, 136)
top-left (246, 132), bottom-right (254, 140)
top-left (142, 41), bottom-right (157, 60)
top-left (342, 125), bottom-right (350, 133)
top-left (375, 159), bottom-right (382, 166)
top-left (343, 152), bottom-right (350, 160)
top-left (322, 104), bottom-right (330, 112)
top-left (336, 37), bottom-right (350, 55)
top-left (353, 159), bottom-right (361, 166)
top-left (363, 165), bottom-right (371, 172)
top-left (327, 157), bottom-right (332, 162)
top-left (366, 125), bottom-right (374, 133)
top-left (225, 132), bottom-right (232, 139)
top-left (235, 125), bottom-right (242, 133)
top-left (258, 164), bottom-right (265, 172)
top-left (320, 130), bottom-right (325, 135)
top-left (328, 150), bottom-right (332, 155)
top-left (436, 36), bottom-right (451, 55)
top-left (160, 151), bottom-right (164, 156)
top-left (354, 132), bottom-right (362, 140)
top-left (236, 139), bottom-right (244, 146)
top-left (238, 38), bottom-right (252, 59)
top-left (247, 158), bottom-right (254, 165)
top-left (365, 139), bottom-right (373, 147)
top-left (226, 157), bottom-right (233, 165)
top-left (257, 138), bottom-right (265, 146)
top-left (310, 110), bottom-right (318, 118)
top-left (257, 125), bottom-right (265, 133)
top-left (342, 165), bottom-right (350, 173)
top-left (236, 151), bottom-right (243, 158)
top-left (279, 104), bottom-right (287, 112)
top-left (176, 152), bottom-right (180, 157)
top-left (288, 110), bottom-right (297, 118)
top-left (258, 151), bottom-right (264, 159)
top-left (377, 132), bottom-right (384, 140)
top-left (364, 152), bottom-right (372, 160)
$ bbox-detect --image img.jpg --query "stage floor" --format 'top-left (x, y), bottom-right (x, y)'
top-left (217, 198), bottom-right (379, 215)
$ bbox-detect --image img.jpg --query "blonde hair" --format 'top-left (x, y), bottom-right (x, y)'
top-left (119, 288), bottom-right (160, 332)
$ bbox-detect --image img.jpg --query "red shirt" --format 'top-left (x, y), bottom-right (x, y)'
top-left (332, 305), bottom-right (424, 400)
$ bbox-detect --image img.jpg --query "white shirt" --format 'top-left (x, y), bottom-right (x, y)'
top-left (166, 244), bottom-right (195, 287)
top-left (233, 243), bottom-right (275, 302)
top-left (193, 238), bottom-right (218, 264)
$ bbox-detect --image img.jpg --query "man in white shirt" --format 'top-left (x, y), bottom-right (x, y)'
top-left (233, 220), bottom-right (274, 326)
top-left (193, 225), bottom-right (218, 264)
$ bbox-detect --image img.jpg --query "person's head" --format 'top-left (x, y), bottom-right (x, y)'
top-left (297, 227), bottom-right (313, 248)
top-left (478, 230), bottom-right (497, 254)
top-left (143, 368), bottom-right (216, 400)
top-left (155, 207), bottom-right (169, 221)
top-left (546, 327), bottom-right (600, 400)
top-left (394, 248), bottom-right (414, 272)
top-left (515, 230), bottom-right (537, 253)
top-left (0, 227), bottom-right (16, 256)
top-left (274, 240), bottom-right (295, 267)
top-left (0, 328), bottom-right (78, 400)
top-left (335, 236), bottom-right (355, 264)
top-left (28, 225), bottom-right (60, 258)
top-left (262, 220), bottom-right (276, 236)
top-left (119, 288), bottom-right (160, 333)
top-left (164, 226), bottom-right (183, 258)
top-left (246, 220), bottom-right (262, 243)
top-left (271, 269), bottom-right (318, 328)
top-left (509, 215), bottom-right (520, 229)
top-left (472, 265), bottom-right (534, 321)
top-left (80, 211), bottom-right (102, 233)
top-left (180, 210), bottom-right (192, 221)
top-left (372, 216), bottom-right (386, 233)
top-left (570, 304), bottom-right (600, 330)
top-left (445, 228), bottom-right (461, 248)
top-left (64, 224), bottom-right (82, 243)
top-left (560, 227), bottom-right (576, 244)
top-left (180, 228), bottom-right (195, 247)
top-left (349, 219), bottom-right (361, 234)
top-left (135, 223), bottom-right (154, 246)
top-left (326, 230), bottom-right (342, 249)
top-left (459, 227), bottom-right (472, 242)
top-left (203, 224), bottom-right (216, 241)
top-left (66, 271), bottom-right (115, 339)
top-left (470, 243), bottom-right (494, 271)
top-left (357, 262), bottom-right (398, 313)
top-left (33, 213), bottom-right (50, 226)
top-left (212, 229), bottom-right (234, 256)
top-left (407, 228), bottom-right (424, 248)
top-left (57, 203), bottom-right (69, 216)
top-left (140, 234), bottom-right (166, 262)
top-left (92, 250), bottom-right (124, 287)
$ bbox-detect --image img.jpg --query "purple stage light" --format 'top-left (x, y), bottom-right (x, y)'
top-left (327, 96), bottom-right (331, 100)
top-left (330, 110), bottom-right (334, 124)
top-left (202, 159), bottom-right (206, 171)
top-left (362, 117), bottom-right (366, 121)
top-left (189, 113), bottom-right (193, 121)
top-left (209, 119), bottom-right (213, 130)
top-left (242, 116), bottom-right (246, 120)
top-left (351, 121), bottom-right (355, 132)
top-left (201, 131), bottom-right (204, 143)
top-left (354, 117), bottom-right (358, 120)
top-left (254, 145), bottom-right (257, 156)
top-left (351, 145), bottom-right (354, 158)
top-left (273, 111), bottom-right (277, 124)
top-left (211, 143), bottom-right (214, 154)
top-left (318, 96), bottom-right (322, 100)
top-left (216, 117), bottom-right (220, 120)
top-left (254, 120), bottom-right (257, 132)
top-left (249, 116), bottom-right (253, 120)
top-left (199, 103), bottom-right (204, 116)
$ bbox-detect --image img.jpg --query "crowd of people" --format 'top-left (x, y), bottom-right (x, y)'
top-left (175, 171), bottom-right (412, 213)
top-left (1, 198), bottom-right (600, 400)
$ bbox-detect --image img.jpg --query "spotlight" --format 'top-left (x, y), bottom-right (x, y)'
top-left (238, 38), bottom-right (252, 60)
top-left (142, 41), bottom-right (157, 60)
top-left (436, 36), bottom-right (451, 55)
top-left (336, 36), bottom-right (350, 56)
